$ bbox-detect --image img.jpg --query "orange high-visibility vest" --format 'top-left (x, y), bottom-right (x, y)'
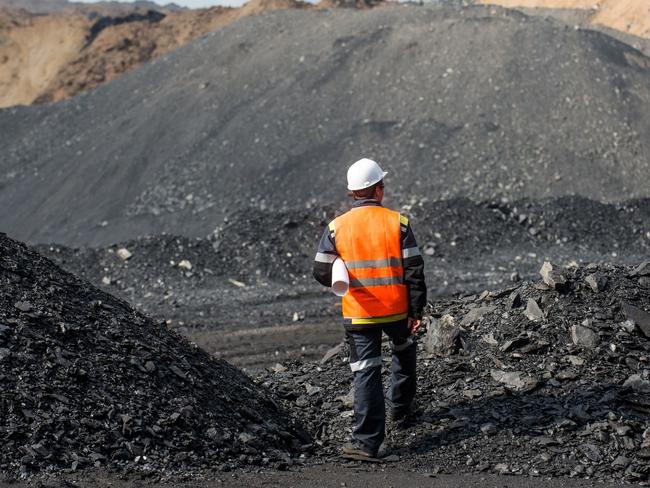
top-left (330, 206), bottom-right (408, 325)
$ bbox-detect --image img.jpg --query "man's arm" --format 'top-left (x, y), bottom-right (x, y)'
top-left (400, 215), bottom-right (427, 320)
top-left (312, 222), bottom-right (339, 287)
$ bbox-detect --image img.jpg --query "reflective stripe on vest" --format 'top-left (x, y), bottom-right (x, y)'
top-left (331, 206), bottom-right (408, 324)
top-left (345, 257), bottom-right (402, 270)
top-left (349, 275), bottom-right (403, 288)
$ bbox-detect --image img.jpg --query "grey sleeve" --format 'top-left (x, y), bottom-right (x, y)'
top-left (312, 224), bottom-right (339, 287)
top-left (401, 219), bottom-right (427, 319)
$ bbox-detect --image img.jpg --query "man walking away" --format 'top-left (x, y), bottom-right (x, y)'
top-left (312, 158), bottom-right (427, 461)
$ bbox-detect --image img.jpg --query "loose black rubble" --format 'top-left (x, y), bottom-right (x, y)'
top-left (0, 233), bottom-right (304, 477)
top-left (2, 5), bottom-right (650, 246)
top-left (258, 262), bottom-right (650, 482)
top-left (38, 196), bottom-right (650, 330)
top-left (30, 196), bottom-right (648, 371)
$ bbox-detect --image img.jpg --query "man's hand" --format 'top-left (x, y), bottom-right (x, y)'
top-left (408, 317), bottom-right (421, 335)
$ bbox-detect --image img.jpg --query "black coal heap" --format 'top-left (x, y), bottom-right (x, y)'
top-left (0, 233), bottom-right (301, 476)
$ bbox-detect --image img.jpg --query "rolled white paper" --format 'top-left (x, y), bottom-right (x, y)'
top-left (331, 258), bottom-right (349, 297)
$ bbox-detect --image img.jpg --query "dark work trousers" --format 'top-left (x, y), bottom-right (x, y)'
top-left (345, 320), bottom-right (417, 455)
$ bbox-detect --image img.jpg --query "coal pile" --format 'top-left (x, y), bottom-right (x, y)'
top-left (2, 5), bottom-right (650, 246)
top-left (259, 262), bottom-right (650, 482)
top-left (37, 197), bottom-right (650, 329)
top-left (0, 233), bottom-right (304, 477)
top-left (36, 207), bottom-right (336, 332)
top-left (37, 206), bottom-right (335, 286)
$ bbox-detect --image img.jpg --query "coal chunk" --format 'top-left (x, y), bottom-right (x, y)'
top-left (630, 261), bottom-right (650, 277)
top-left (539, 261), bottom-right (568, 291)
top-left (585, 273), bottom-right (607, 292)
top-left (524, 298), bottom-right (544, 321)
top-left (14, 301), bottom-right (32, 313)
top-left (622, 303), bottom-right (650, 338)
top-left (490, 369), bottom-right (539, 392)
top-left (571, 322), bottom-right (600, 349)
top-left (623, 374), bottom-right (650, 393)
top-left (425, 315), bottom-right (465, 356)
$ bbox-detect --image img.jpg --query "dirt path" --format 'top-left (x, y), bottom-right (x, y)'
top-left (224, 466), bottom-right (639, 487)
top-left (188, 320), bottom-right (343, 370)
top-left (1, 465), bottom-right (639, 488)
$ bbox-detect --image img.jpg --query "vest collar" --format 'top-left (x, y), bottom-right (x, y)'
top-left (352, 198), bottom-right (382, 208)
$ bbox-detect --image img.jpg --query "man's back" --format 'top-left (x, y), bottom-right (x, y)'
top-left (331, 205), bottom-right (408, 323)
top-left (313, 198), bottom-right (426, 329)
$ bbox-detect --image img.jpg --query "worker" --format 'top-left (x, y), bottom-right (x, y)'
top-left (312, 158), bottom-right (427, 461)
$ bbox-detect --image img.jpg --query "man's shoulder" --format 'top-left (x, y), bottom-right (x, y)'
top-left (329, 208), bottom-right (353, 227)
top-left (380, 206), bottom-right (409, 226)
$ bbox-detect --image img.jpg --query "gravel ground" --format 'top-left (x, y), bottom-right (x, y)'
top-left (0, 464), bottom-right (643, 487)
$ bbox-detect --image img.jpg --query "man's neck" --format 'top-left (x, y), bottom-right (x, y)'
top-left (352, 198), bottom-right (382, 208)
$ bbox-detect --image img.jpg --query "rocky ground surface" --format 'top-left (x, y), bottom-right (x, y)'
top-left (35, 196), bottom-right (650, 370)
top-left (0, 233), bottom-right (305, 478)
top-left (1, 182), bottom-right (648, 485)
top-left (258, 262), bottom-right (650, 483)
top-left (2, 5), bottom-right (650, 246)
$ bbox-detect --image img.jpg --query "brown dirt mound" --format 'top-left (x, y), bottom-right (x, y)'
top-left (0, 9), bottom-right (89, 107)
top-left (35, 7), bottom-right (237, 104)
top-left (0, 0), bottom-right (309, 108)
top-left (478, 0), bottom-right (650, 39)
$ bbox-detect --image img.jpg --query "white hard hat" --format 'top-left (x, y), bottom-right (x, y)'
top-left (347, 158), bottom-right (388, 191)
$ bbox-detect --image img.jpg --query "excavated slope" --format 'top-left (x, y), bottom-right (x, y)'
top-left (0, 0), bottom-right (647, 108)
top-left (0, 0), bottom-right (308, 108)
top-left (0, 9), bottom-right (89, 107)
top-left (478, 0), bottom-right (650, 39)
top-left (1, 5), bottom-right (649, 246)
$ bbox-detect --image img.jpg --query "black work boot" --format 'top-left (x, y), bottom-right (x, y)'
top-left (341, 442), bottom-right (382, 463)
top-left (386, 402), bottom-right (418, 431)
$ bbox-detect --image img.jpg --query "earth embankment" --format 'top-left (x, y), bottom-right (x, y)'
top-left (478, 0), bottom-right (650, 39)
top-left (0, 0), bottom-right (308, 108)
top-left (1, 5), bottom-right (649, 246)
